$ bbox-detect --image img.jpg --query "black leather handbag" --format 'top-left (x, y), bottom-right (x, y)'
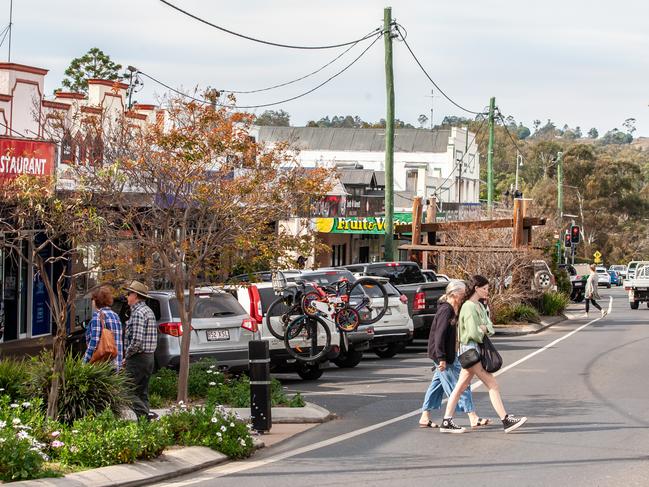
top-left (458, 347), bottom-right (481, 369)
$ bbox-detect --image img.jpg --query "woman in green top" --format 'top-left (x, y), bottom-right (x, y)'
top-left (439, 275), bottom-right (528, 434)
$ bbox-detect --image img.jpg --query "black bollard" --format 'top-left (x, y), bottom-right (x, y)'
top-left (249, 340), bottom-right (272, 433)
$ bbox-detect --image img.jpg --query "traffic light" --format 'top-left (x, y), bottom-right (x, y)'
top-left (570, 225), bottom-right (581, 244)
top-left (564, 232), bottom-right (571, 248)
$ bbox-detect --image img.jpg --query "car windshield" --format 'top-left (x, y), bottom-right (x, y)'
top-left (169, 294), bottom-right (244, 318)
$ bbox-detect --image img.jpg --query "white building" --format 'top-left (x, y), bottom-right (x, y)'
top-left (253, 126), bottom-right (481, 208)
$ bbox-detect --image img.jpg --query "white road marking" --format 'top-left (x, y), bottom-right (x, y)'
top-left (174, 308), bottom-right (610, 481)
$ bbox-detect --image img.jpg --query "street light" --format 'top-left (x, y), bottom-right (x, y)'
top-left (514, 152), bottom-right (523, 191)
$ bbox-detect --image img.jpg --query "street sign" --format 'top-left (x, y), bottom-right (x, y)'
top-left (593, 251), bottom-right (602, 264)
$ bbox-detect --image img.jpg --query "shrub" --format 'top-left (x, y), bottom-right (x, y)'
top-left (56, 411), bottom-right (171, 468)
top-left (494, 303), bottom-right (540, 324)
top-left (207, 376), bottom-right (304, 408)
top-left (149, 368), bottom-right (178, 401)
top-left (162, 402), bottom-right (254, 459)
top-left (188, 358), bottom-right (225, 398)
top-left (0, 396), bottom-right (53, 482)
top-left (540, 291), bottom-right (570, 316)
top-left (24, 353), bottom-right (133, 425)
top-left (0, 358), bottom-right (29, 400)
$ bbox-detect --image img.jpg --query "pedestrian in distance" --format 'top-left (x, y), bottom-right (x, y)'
top-left (585, 264), bottom-right (607, 318)
top-left (82, 285), bottom-right (123, 371)
top-left (440, 275), bottom-right (528, 434)
top-left (418, 280), bottom-right (491, 429)
top-left (123, 280), bottom-right (158, 421)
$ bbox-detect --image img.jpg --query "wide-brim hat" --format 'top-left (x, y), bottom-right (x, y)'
top-left (124, 280), bottom-right (151, 299)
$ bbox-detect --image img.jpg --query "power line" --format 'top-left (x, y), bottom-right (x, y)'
top-left (394, 23), bottom-right (486, 117)
top-left (221, 35), bottom-right (377, 95)
top-left (496, 110), bottom-right (529, 161)
top-left (137, 32), bottom-right (382, 110)
top-left (158, 0), bottom-right (381, 50)
top-left (0, 24), bottom-right (10, 49)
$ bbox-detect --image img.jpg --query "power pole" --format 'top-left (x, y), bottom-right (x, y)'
top-left (383, 7), bottom-right (395, 261)
top-left (7, 0), bottom-right (13, 63)
top-left (557, 151), bottom-right (563, 217)
top-left (486, 97), bottom-right (496, 213)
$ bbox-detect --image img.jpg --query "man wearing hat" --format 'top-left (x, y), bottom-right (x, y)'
top-left (123, 280), bottom-right (158, 420)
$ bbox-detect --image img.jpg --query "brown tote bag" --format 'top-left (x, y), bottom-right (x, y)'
top-left (89, 311), bottom-right (118, 364)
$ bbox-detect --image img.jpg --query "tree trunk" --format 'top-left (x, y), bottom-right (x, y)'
top-left (176, 274), bottom-right (195, 403)
top-left (46, 327), bottom-right (66, 420)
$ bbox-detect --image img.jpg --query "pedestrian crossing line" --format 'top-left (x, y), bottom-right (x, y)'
top-left (174, 305), bottom-right (610, 481)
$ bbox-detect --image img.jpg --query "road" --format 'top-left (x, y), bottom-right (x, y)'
top-left (155, 287), bottom-right (649, 487)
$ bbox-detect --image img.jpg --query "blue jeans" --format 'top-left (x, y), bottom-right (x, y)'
top-left (422, 355), bottom-right (474, 414)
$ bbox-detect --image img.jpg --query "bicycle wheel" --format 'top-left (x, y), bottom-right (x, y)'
top-left (283, 315), bottom-right (331, 363)
top-left (335, 307), bottom-right (360, 332)
top-left (349, 277), bottom-right (389, 325)
top-left (265, 297), bottom-right (294, 340)
top-left (300, 291), bottom-right (322, 317)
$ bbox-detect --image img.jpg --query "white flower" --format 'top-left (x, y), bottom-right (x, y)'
top-left (178, 400), bottom-right (184, 405)
top-left (22, 402), bottom-right (31, 408)
top-left (210, 365), bottom-right (216, 369)
top-left (240, 439), bottom-right (246, 446)
top-left (216, 431), bottom-right (222, 437)
top-left (0, 388), bottom-right (5, 391)
top-left (246, 424), bottom-right (253, 430)
top-left (206, 370), bottom-right (213, 374)
top-left (209, 382), bottom-right (216, 386)
top-left (70, 446), bottom-right (79, 453)
top-left (230, 422), bottom-right (235, 427)
top-left (51, 431), bottom-right (61, 438)
top-left (211, 417), bottom-right (218, 423)
top-left (0, 438), bottom-right (5, 443)
top-left (9, 403), bottom-right (19, 408)
top-left (72, 430), bottom-right (79, 434)
top-left (52, 440), bottom-right (65, 448)
top-left (220, 425), bottom-right (227, 432)
top-left (12, 418), bottom-right (21, 425)
top-left (0, 420), bottom-right (6, 428)
top-left (17, 430), bottom-right (29, 439)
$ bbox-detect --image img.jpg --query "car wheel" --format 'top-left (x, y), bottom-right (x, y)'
top-left (534, 271), bottom-right (553, 291)
top-left (333, 350), bottom-right (363, 368)
top-left (374, 343), bottom-right (399, 359)
top-left (630, 301), bottom-right (639, 310)
top-left (606, 283), bottom-right (611, 289)
top-left (295, 363), bottom-right (324, 381)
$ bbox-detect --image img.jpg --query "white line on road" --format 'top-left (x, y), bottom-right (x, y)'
top-left (170, 304), bottom-right (612, 481)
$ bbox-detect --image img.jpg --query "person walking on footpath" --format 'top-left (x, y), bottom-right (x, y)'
top-left (123, 280), bottom-right (158, 420)
top-left (440, 275), bottom-right (527, 434)
top-left (418, 280), bottom-right (490, 429)
top-left (83, 285), bottom-right (123, 371)
top-left (585, 264), bottom-right (607, 318)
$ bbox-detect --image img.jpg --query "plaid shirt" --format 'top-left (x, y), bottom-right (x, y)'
top-left (83, 308), bottom-right (124, 371)
top-left (124, 301), bottom-right (158, 357)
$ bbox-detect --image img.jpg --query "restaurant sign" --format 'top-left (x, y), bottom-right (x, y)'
top-left (0, 137), bottom-right (56, 178)
top-left (315, 213), bottom-right (412, 234)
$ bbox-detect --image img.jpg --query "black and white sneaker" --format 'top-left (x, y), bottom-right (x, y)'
top-left (440, 417), bottom-right (466, 434)
top-left (502, 414), bottom-right (527, 433)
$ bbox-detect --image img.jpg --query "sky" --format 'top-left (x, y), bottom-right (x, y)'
top-left (5, 0), bottom-right (649, 136)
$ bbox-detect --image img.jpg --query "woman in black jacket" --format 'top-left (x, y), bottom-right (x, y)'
top-left (418, 280), bottom-right (489, 428)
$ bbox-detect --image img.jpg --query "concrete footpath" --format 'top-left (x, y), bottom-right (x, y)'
top-left (9, 402), bottom-right (332, 487)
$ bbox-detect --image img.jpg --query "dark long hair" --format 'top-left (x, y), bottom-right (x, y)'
top-left (465, 275), bottom-right (489, 301)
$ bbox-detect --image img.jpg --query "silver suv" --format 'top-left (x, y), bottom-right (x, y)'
top-left (113, 288), bottom-right (254, 372)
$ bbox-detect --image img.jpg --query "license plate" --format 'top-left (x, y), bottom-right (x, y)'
top-left (206, 329), bottom-right (230, 341)
top-left (636, 288), bottom-right (647, 291)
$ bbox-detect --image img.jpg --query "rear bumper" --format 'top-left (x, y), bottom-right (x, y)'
top-left (163, 348), bottom-right (250, 372)
top-left (412, 314), bottom-right (435, 338)
top-left (370, 327), bottom-right (412, 346)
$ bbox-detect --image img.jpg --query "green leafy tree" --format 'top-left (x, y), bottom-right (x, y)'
top-left (588, 127), bottom-right (598, 139)
top-left (61, 48), bottom-right (123, 93)
top-left (517, 123), bottom-right (531, 140)
top-left (254, 110), bottom-right (290, 126)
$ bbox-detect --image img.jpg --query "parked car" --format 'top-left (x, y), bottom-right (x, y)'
top-left (343, 262), bottom-right (446, 339)
top-left (609, 265), bottom-right (627, 280)
top-left (112, 288), bottom-right (254, 372)
top-left (422, 270), bottom-right (450, 283)
top-left (596, 267), bottom-right (611, 288)
top-left (564, 264), bottom-right (589, 303)
top-left (626, 261), bottom-right (649, 281)
top-left (624, 264), bottom-right (649, 309)
top-left (608, 270), bottom-right (622, 287)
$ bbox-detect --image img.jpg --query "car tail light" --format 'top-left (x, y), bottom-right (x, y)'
top-left (413, 292), bottom-right (426, 311)
top-left (247, 286), bottom-right (263, 324)
top-left (386, 262), bottom-right (398, 267)
top-left (241, 318), bottom-right (258, 333)
top-left (399, 294), bottom-right (408, 304)
top-left (159, 322), bottom-right (184, 337)
top-left (366, 326), bottom-right (374, 334)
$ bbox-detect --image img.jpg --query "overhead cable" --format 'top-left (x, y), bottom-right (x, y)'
top-left (158, 0), bottom-right (381, 50)
top-left (496, 111), bottom-right (529, 160)
top-left (394, 23), bottom-right (486, 116)
top-left (137, 32), bottom-right (382, 110)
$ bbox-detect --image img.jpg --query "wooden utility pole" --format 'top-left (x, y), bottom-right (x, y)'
top-left (422, 197), bottom-right (437, 269)
top-left (410, 197), bottom-right (423, 262)
top-left (383, 7), bottom-right (395, 261)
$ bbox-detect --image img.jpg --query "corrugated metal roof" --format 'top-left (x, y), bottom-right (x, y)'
top-left (256, 127), bottom-right (451, 153)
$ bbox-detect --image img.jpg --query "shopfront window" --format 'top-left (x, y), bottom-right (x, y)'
top-left (331, 244), bottom-right (347, 267)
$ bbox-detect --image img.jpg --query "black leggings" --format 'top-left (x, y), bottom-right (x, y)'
top-left (586, 298), bottom-right (601, 313)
